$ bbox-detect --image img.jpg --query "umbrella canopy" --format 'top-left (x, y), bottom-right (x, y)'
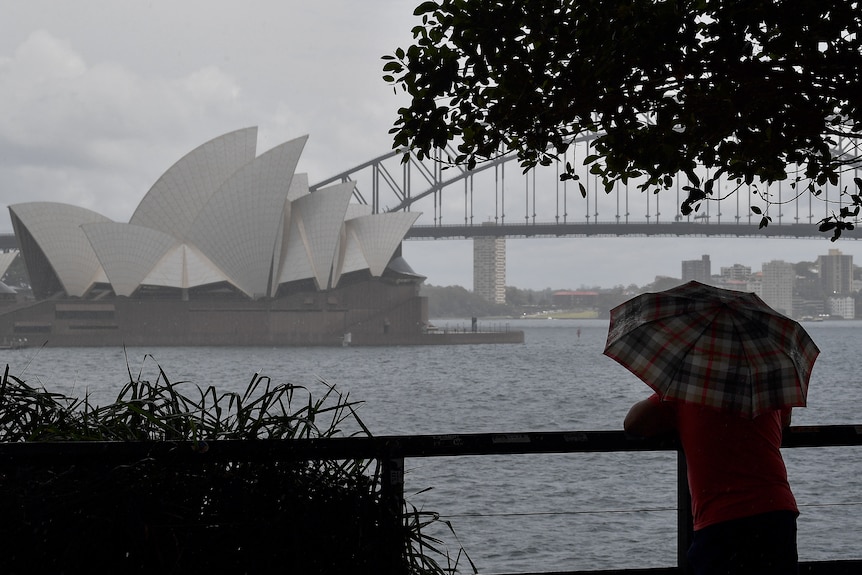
top-left (604, 281), bottom-right (820, 418)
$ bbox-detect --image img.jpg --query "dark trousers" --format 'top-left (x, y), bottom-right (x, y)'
top-left (687, 510), bottom-right (798, 575)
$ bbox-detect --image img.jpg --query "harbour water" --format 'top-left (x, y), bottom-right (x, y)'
top-left (3, 319), bottom-right (861, 573)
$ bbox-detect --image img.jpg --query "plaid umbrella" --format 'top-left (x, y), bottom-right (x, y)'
top-left (603, 281), bottom-right (820, 418)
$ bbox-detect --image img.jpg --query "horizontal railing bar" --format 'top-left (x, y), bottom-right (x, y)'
top-left (784, 425), bottom-right (862, 447)
top-left (487, 568), bottom-right (680, 575)
top-left (0, 425), bottom-right (859, 465)
top-left (489, 568), bottom-right (680, 575)
top-left (486, 560), bottom-right (862, 575)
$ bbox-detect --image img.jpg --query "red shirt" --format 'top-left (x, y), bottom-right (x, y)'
top-left (648, 394), bottom-right (798, 530)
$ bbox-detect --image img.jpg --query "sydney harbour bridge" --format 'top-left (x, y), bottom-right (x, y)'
top-left (311, 133), bottom-right (858, 241)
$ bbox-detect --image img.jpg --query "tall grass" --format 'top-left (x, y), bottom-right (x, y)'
top-left (0, 358), bottom-right (472, 574)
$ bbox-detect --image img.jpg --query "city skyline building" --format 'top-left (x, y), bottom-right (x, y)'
top-left (826, 295), bottom-right (856, 319)
top-left (473, 222), bottom-right (506, 304)
top-left (682, 254), bottom-right (711, 283)
top-left (758, 260), bottom-right (795, 318)
top-left (818, 248), bottom-right (853, 296)
top-left (720, 263), bottom-right (752, 281)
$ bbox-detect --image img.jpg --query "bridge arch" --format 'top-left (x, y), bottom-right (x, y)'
top-left (311, 134), bottom-right (608, 227)
top-left (312, 134), bottom-right (853, 237)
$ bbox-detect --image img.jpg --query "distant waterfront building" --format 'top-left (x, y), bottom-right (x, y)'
top-left (747, 272), bottom-right (762, 297)
top-left (760, 260), bottom-right (795, 317)
top-left (682, 254), bottom-right (711, 283)
top-left (818, 248), bottom-right (853, 296)
top-left (795, 297), bottom-right (825, 319)
top-left (827, 295), bottom-right (855, 319)
top-left (473, 223), bottom-right (506, 304)
top-left (719, 263), bottom-right (751, 281)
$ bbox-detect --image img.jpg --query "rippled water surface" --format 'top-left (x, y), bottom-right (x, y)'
top-left (4, 319), bottom-right (861, 573)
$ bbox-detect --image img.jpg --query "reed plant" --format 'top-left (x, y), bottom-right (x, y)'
top-left (0, 358), bottom-right (472, 574)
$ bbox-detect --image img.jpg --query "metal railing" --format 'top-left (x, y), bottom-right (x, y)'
top-left (1, 425), bottom-right (861, 574)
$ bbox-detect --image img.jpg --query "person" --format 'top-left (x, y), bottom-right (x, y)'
top-left (625, 394), bottom-right (799, 575)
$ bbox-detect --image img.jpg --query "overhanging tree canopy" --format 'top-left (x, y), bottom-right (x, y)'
top-left (383, 0), bottom-right (862, 238)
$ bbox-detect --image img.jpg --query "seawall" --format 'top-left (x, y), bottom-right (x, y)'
top-left (348, 330), bottom-right (524, 346)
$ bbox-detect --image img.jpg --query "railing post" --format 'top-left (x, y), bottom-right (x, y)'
top-left (381, 454), bottom-right (406, 575)
top-left (677, 449), bottom-right (693, 574)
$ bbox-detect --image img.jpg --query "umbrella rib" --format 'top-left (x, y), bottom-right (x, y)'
top-left (728, 314), bottom-right (757, 414)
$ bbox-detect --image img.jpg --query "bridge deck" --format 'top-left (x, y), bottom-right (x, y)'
top-left (405, 221), bottom-right (827, 239)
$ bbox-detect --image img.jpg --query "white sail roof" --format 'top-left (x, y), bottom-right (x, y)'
top-left (82, 222), bottom-right (179, 297)
top-left (9, 129), bottom-right (421, 300)
top-left (9, 202), bottom-right (110, 297)
top-left (130, 127), bottom-right (258, 240)
top-left (332, 212), bottom-right (421, 286)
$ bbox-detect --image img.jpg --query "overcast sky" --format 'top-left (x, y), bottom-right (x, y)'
top-left (1, 1), bottom-right (853, 290)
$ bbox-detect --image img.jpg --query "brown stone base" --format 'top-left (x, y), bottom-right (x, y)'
top-left (0, 279), bottom-right (523, 347)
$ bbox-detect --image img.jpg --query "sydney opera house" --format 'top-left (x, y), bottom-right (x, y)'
top-left (0, 127), bottom-right (451, 346)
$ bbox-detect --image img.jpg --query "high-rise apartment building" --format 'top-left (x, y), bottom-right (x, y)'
top-left (473, 225), bottom-right (506, 304)
top-left (682, 255), bottom-right (711, 283)
top-left (760, 260), bottom-right (795, 317)
top-left (818, 248), bottom-right (853, 295)
top-left (719, 263), bottom-right (752, 281)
